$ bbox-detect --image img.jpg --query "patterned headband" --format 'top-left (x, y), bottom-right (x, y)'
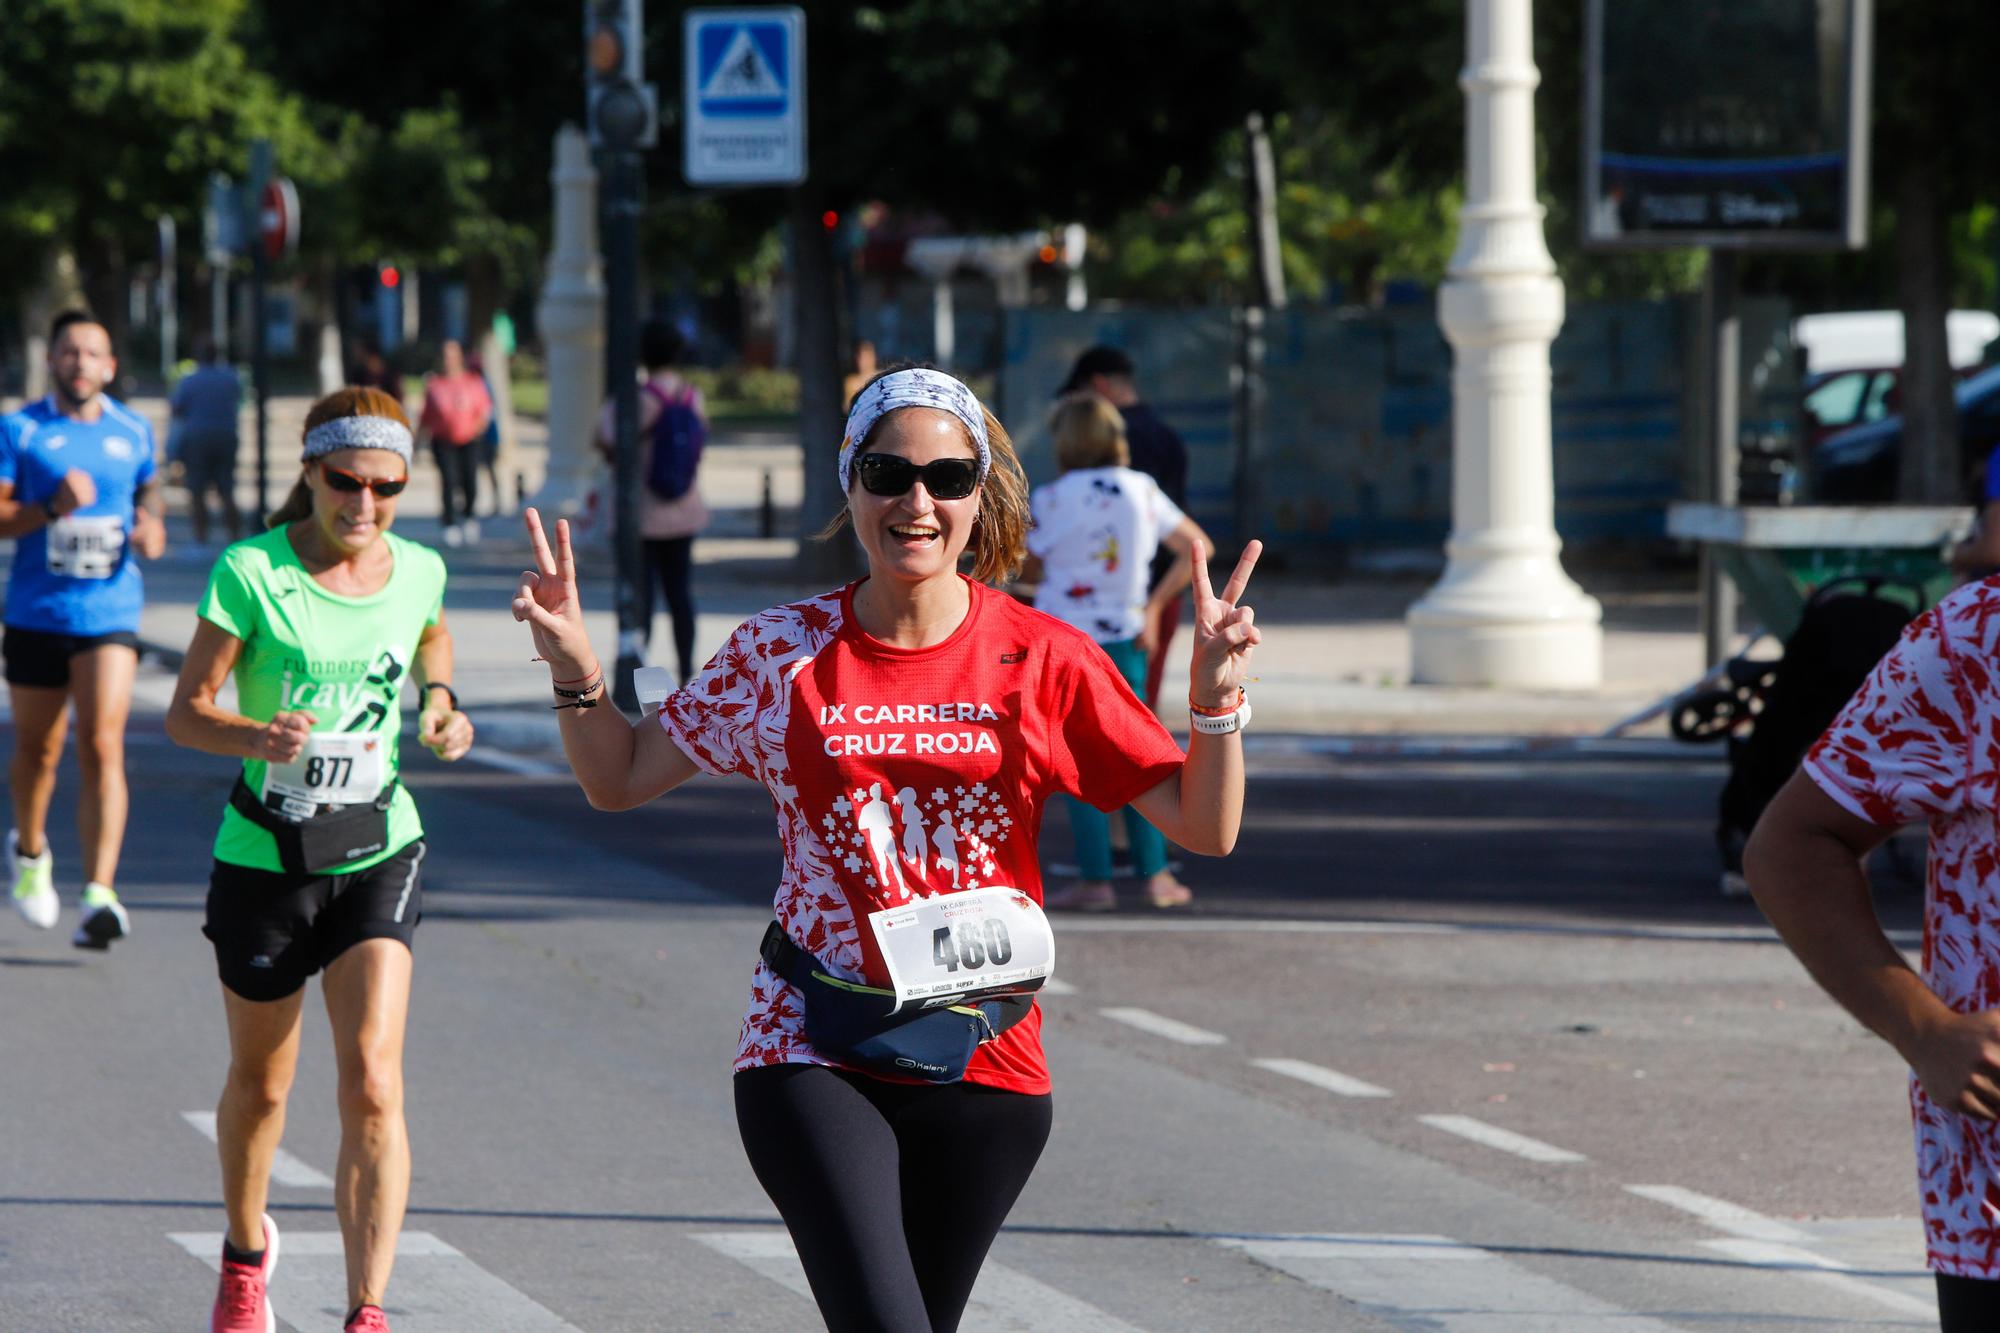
top-left (302, 415), bottom-right (414, 463)
top-left (838, 368), bottom-right (991, 493)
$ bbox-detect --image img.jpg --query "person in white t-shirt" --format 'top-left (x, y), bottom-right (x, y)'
top-left (1025, 392), bottom-right (1211, 911)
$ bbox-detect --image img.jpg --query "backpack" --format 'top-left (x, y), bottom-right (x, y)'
top-left (643, 381), bottom-right (705, 501)
top-left (1677, 576), bottom-right (1923, 870)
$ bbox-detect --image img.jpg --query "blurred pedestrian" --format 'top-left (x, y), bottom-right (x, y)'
top-left (348, 338), bottom-right (401, 408)
top-left (514, 363), bottom-right (1263, 1333)
top-left (1027, 391), bottom-right (1207, 911)
top-left (167, 387), bottom-right (473, 1333)
top-left (842, 338), bottom-right (879, 409)
top-left (1058, 345), bottom-right (1191, 712)
top-left (416, 339), bottom-right (490, 547)
top-left (0, 310), bottom-right (166, 950)
top-left (1748, 585), bottom-right (2000, 1330)
top-left (169, 336), bottom-right (243, 549)
top-left (595, 319), bottom-right (708, 683)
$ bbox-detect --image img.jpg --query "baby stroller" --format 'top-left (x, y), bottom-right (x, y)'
top-left (1670, 575), bottom-right (1924, 897)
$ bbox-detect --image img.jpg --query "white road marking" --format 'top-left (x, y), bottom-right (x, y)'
top-left (1417, 1114), bottom-right (1587, 1164)
top-left (1702, 1238), bottom-right (1938, 1318)
top-left (171, 1230), bottom-right (584, 1330)
top-left (1099, 1006), bottom-right (1228, 1046)
top-left (1251, 1056), bottom-right (1392, 1098)
top-left (1218, 1232), bottom-right (1683, 1330)
top-left (1624, 1184), bottom-right (1807, 1241)
top-left (1040, 977), bottom-right (1078, 996)
top-left (693, 1230), bottom-right (1147, 1332)
top-left (181, 1111), bottom-right (333, 1189)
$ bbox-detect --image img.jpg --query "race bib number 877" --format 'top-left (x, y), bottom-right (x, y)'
top-left (869, 886), bottom-right (1054, 1014)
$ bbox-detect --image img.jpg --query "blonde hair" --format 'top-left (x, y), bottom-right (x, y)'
top-left (267, 387), bottom-right (412, 528)
top-left (1049, 391), bottom-right (1129, 472)
top-left (818, 369), bottom-right (1029, 586)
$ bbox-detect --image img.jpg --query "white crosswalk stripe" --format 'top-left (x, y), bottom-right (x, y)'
top-left (692, 1230), bottom-right (1149, 1332)
top-left (1216, 1233), bottom-right (1684, 1330)
top-left (182, 1111), bottom-right (334, 1188)
top-left (170, 1230), bottom-right (584, 1332)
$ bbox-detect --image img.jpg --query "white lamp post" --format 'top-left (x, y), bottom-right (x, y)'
top-left (1407, 0), bottom-right (1602, 687)
top-left (531, 126), bottom-right (606, 525)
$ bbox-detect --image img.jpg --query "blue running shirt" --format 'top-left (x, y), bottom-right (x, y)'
top-left (0, 396), bottom-right (157, 635)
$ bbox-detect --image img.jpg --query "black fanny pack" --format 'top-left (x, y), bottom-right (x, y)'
top-left (759, 921), bottom-right (1033, 1084)
top-left (230, 775), bottom-right (400, 876)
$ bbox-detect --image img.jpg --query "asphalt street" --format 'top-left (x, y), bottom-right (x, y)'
top-left (0, 653), bottom-right (1943, 1330)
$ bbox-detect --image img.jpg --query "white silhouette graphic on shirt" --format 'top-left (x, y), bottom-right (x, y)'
top-left (855, 783), bottom-right (907, 894)
top-left (931, 810), bottom-right (962, 890)
top-left (895, 786), bottom-right (929, 880)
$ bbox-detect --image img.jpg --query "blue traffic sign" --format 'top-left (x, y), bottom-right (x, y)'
top-left (685, 7), bottom-right (806, 185)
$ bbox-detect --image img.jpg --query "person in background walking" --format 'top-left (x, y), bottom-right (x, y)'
top-left (1058, 345), bottom-right (1190, 712)
top-left (170, 337), bottom-right (243, 549)
top-left (1027, 391), bottom-right (1207, 911)
top-left (415, 339), bottom-right (490, 548)
top-left (595, 319), bottom-right (708, 684)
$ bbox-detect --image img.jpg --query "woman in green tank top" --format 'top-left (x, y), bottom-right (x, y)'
top-left (166, 387), bottom-right (475, 1333)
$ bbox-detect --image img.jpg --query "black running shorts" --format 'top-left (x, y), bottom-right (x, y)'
top-left (3, 625), bottom-right (141, 689)
top-left (204, 839), bottom-right (426, 1001)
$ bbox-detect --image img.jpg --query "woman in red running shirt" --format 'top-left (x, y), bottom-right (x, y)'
top-left (511, 364), bottom-right (1262, 1332)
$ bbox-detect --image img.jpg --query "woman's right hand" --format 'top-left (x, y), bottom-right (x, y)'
top-left (1907, 1008), bottom-right (2000, 1121)
top-left (513, 508), bottom-right (598, 680)
top-left (255, 710), bottom-right (316, 764)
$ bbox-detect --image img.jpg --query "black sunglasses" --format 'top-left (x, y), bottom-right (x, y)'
top-left (319, 463), bottom-right (408, 498)
top-left (855, 454), bottom-right (980, 501)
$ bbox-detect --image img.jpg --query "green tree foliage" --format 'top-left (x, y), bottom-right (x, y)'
top-left (0, 0), bottom-right (329, 315)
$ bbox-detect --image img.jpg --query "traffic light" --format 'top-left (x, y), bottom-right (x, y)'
top-left (586, 0), bottom-right (657, 150)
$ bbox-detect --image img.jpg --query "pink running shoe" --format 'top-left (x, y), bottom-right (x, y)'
top-left (211, 1212), bottom-right (280, 1333)
top-left (344, 1306), bottom-right (391, 1332)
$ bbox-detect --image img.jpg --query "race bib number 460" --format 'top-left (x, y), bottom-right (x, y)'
top-left (46, 515), bottom-right (124, 579)
top-left (263, 733), bottom-right (386, 811)
top-left (869, 886), bottom-right (1054, 1013)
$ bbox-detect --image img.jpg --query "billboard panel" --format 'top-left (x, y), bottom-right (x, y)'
top-left (1583, 0), bottom-right (1871, 251)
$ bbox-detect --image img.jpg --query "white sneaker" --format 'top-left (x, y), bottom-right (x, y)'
top-left (73, 882), bottom-right (129, 950)
top-left (462, 519), bottom-right (481, 544)
top-left (441, 524), bottom-right (464, 548)
top-left (9, 830), bottom-right (57, 929)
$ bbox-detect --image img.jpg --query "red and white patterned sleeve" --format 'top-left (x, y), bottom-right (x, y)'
top-left (659, 615), bottom-right (768, 781)
top-left (1804, 607), bottom-right (1973, 827)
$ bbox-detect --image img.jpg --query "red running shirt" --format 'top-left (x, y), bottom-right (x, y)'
top-left (661, 576), bottom-right (1186, 1094)
top-left (1805, 583), bottom-right (2000, 1278)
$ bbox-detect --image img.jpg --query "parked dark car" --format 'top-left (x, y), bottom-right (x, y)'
top-left (1809, 363), bottom-right (2000, 502)
top-left (1802, 368), bottom-right (1900, 448)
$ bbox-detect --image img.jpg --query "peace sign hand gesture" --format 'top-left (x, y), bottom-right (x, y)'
top-left (1188, 538), bottom-right (1263, 711)
top-left (511, 508), bottom-right (597, 680)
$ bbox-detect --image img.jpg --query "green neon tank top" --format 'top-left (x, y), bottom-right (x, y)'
top-left (196, 526), bottom-right (445, 874)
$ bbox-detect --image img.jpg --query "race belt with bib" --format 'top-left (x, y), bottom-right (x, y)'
top-left (229, 733), bottom-right (399, 875)
top-left (760, 887), bottom-right (1055, 1083)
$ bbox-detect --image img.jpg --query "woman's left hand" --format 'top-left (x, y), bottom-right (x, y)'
top-left (419, 706), bottom-right (475, 762)
top-left (1188, 538), bottom-right (1263, 710)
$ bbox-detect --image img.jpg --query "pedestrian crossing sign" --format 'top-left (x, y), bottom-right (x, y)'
top-left (684, 7), bottom-right (806, 185)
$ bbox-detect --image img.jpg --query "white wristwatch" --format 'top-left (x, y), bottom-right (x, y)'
top-left (1190, 699), bottom-right (1251, 735)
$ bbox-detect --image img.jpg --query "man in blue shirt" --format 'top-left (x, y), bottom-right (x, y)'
top-left (168, 336), bottom-right (242, 547)
top-left (0, 311), bottom-right (166, 948)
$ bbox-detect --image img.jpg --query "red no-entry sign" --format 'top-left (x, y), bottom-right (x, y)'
top-left (259, 177), bottom-right (299, 261)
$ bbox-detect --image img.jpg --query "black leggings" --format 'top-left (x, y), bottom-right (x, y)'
top-left (644, 536), bottom-right (697, 682)
top-left (734, 1064), bottom-right (1052, 1333)
top-left (1939, 1273), bottom-right (2000, 1329)
top-left (431, 440), bottom-right (478, 528)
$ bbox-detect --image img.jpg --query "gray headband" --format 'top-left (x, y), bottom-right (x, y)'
top-left (838, 368), bottom-right (991, 493)
top-left (302, 415), bottom-right (414, 463)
